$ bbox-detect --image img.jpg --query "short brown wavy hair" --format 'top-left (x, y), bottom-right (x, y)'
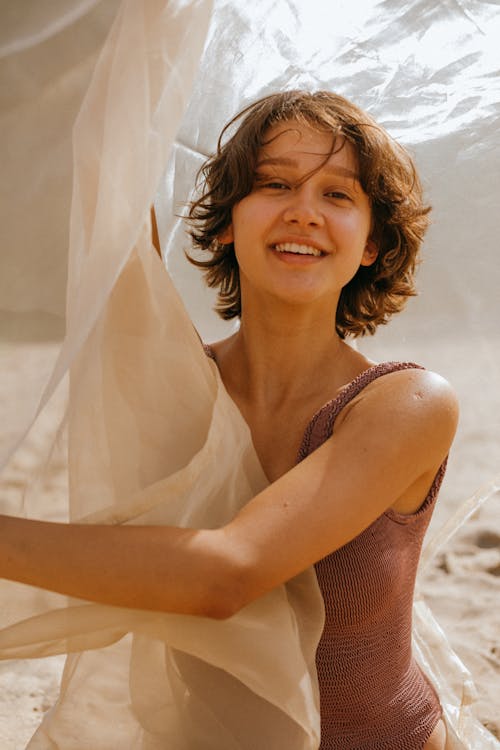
top-left (187, 90), bottom-right (430, 337)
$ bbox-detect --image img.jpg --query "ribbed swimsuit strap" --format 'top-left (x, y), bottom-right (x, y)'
top-left (297, 361), bottom-right (424, 463)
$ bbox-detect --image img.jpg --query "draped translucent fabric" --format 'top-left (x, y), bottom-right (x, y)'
top-left (0, 0), bottom-right (499, 747)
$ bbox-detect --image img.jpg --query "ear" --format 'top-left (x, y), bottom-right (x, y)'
top-left (218, 224), bottom-right (234, 245)
top-left (360, 238), bottom-right (378, 267)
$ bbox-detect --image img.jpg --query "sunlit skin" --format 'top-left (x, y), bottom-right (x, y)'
top-left (215, 122), bottom-right (381, 482)
top-left (0, 121), bottom-right (455, 749)
top-left (220, 122), bottom-right (377, 317)
top-left (215, 124), bottom-right (450, 750)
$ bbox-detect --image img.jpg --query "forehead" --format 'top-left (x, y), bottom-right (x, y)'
top-left (258, 120), bottom-right (359, 175)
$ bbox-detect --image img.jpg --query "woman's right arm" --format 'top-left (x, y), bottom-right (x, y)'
top-left (150, 206), bottom-right (161, 257)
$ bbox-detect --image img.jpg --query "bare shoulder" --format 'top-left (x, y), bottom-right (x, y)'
top-left (342, 365), bottom-right (458, 411)
top-left (219, 366), bottom-right (459, 603)
top-left (361, 366), bottom-right (458, 411)
top-left (339, 366), bottom-right (459, 457)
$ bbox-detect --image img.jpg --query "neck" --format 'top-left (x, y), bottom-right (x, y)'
top-left (213, 294), bottom-right (348, 411)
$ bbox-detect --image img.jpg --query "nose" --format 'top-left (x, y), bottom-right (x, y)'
top-left (282, 186), bottom-right (324, 227)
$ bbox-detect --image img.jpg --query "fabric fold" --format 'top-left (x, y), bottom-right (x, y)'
top-left (1, 0), bottom-right (499, 747)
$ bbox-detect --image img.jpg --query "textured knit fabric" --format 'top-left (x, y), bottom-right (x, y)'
top-left (297, 361), bottom-right (445, 750)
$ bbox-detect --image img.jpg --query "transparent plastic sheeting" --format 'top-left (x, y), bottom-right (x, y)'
top-left (0, 0), bottom-right (498, 748)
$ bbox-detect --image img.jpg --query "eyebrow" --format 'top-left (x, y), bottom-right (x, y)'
top-left (256, 156), bottom-right (360, 181)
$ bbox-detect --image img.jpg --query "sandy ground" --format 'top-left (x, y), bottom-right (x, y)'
top-left (0, 340), bottom-right (499, 748)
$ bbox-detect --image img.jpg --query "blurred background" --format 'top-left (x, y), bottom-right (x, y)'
top-left (0, 0), bottom-right (499, 745)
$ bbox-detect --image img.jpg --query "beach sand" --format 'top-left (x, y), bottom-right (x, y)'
top-left (0, 340), bottom-right (499, 748)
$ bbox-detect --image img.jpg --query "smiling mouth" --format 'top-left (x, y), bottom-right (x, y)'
top-left (273, 242), bottom-right (324, 257)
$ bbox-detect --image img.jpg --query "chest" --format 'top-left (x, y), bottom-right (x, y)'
top-left (237, 402), bottom-right (326, 482)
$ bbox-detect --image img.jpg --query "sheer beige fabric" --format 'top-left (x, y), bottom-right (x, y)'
top-left (0, 0), bottom-right (499, 747)
top-left (1, 2), bottom-right (324, 746)
top-left (9, 242), bottom-right (323, 748)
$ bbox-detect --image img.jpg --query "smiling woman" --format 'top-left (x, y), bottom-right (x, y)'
top-left (181, 97), bottom-right (455, 750)
top-left (188, 91), bottom-right (428, 337)
top-left (1, 90), bottom-right (460, 750)
top-left (1, 3), bottom-right (499, 749)
top-left (228, 124), bottom-right (376, 308)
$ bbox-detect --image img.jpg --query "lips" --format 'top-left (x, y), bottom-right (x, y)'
top-left (273, 242), bottom-right (324, 257)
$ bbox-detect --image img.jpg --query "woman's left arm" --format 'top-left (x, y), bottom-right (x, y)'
top-left (0, 369), bottom-right (458, 619)
top-left (0, 514), bottom-right (233, 617)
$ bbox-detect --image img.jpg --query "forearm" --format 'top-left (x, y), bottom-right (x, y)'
top-left (150, 206), bottom-right (161, 256)
top-left (0, 515), bottom-right (234, 618)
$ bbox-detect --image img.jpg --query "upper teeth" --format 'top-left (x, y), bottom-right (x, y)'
top-left (274, 243), bottom-right (322, 257)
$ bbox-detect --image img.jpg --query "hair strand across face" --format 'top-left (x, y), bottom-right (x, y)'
top-left (186, 90), bottom-right (430, 337)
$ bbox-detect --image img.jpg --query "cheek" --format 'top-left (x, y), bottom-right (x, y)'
top-left (230, 204), bottom-right (249, 244)
top-left (232, 199), bottom-right (271, 246)
top-left (330, 211), bottom-right (368, 245)
top-left (343, 207), bottom-right (373, 241)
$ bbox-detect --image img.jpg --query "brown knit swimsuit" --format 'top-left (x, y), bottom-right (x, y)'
top-left (296, 362), bottom-right (444, 750)
top-left (205, 347), bottom-right (444, 748)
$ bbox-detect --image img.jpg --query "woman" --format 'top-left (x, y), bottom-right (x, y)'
top-left (1, 91), bottom-right (457, 748)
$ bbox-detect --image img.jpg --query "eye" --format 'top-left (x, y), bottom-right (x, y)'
top-left (254, 172), bottom-right (291, 191)
top-left (261, 181), bottom-right (290, 190)
top-left (325, 190), bottom-right (351, 201)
